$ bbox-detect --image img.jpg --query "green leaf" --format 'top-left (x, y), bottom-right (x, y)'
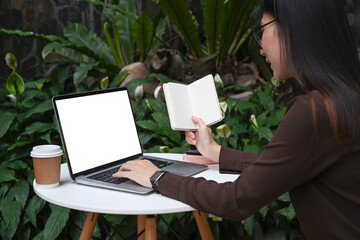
top-left (0, 111), bottom-right (16, 139)
top-left (7, 160), bottom-right (28, 170)
top-left (235, 100), bottom-right (257, 111)
top-left (8, 141), bottom-right (32, 151)
top-left (0, 166), bottom-right (16, 183)
top-left (0, 200), bottom-right (21, 240)
top-left (73, 63), bottom-right (95, 86)
top-left (44, 204), bottom-right (70, 240)
top-left (257, 90), bottom-right (274, 111)
top-left (150, 73), bottom-right (172, 83)
top-left (231, 123), bottom-right (248, 135)
top-left (23, 99), bottom-right (53, 119)
top-left (104, 22), bottom-right (121, 67)
top-left (43, 42), bottom-right (90, 63)
top-left (243, 215), bottom-right (254, 236)
top-left (6, 71), bottom-right (25, 98)
top-left (243, 144), bottom-right (262, 155)
top-left (13, 179), bottom-right (29, 209)
top-left (103, 1), bottom-right (136, 64)
top-left (217, 0), bottom-right (255, 65)
top-left (278, 192), bottom-right (290, 202)
top-left (158, 0), bottom-right (203, 58)
top-left (32, 231), bottom-right (44, 240)
top-left (100, 76), bottom-right (109, 89)
top-left (151, 112), bottom-right (181, 144)
top-left (258, 127), bottom-right (273, 142)
top-left (203, 0), bottom-right (225, 54)
top-left (277, 203), bottom-right (296, 223)
top-left (5, 52), bottom-right (17, 70)
top-left (131, 10), bottom-right (154, 61)
top-left (145, 98), bottom-right (167, 113)
top-left (268, 107), bottom-right (286, 127)
top-left (110, 70), bottom-right (130, 88)
top-left (125, 78), bottom-right (150, 94)
top-left (264, 230), bottom-right (287, 240)
top-left (259, 205), bottom-right (269, 219)
top-left (138, 132), bottom-right (157, 145)
top-left (22, 122), bottom-right (53, 136)
top-left (24, 195), bottom-right (46, 226)
top-left (151, 112), bottom-right (171, 129)
top-left (0, 184), bottom-right (9, 198)
top-left (18, 90), bottom-right (47, 106)
top-left (63, 23), bottom-right (114, 62)
top-left (0, 28), bottom-right (64, 42)
top-left (137, 120), bottom-right (160, 132)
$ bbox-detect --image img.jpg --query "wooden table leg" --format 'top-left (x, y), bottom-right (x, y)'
top-left (145, 215), bottom-right (157, 240)
top-left (138, 215), bottom-right (146, 240)
top-left (193, 210), bottom-right (214, 240)
top-left (79, 212), bottom-right (99, 240)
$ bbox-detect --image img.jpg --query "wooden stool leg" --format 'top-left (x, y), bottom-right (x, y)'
top-left (138, 215), bottom-right (146, 240)
top-left (193, 210), bottom-right (214, 240)
top-left (79, 212), bottom-right (99, 240)
top-left (145, 215), bottom-right (157, 240)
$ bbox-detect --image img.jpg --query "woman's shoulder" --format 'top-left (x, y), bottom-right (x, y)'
top-left (287, 90), bottom-right (325, 112)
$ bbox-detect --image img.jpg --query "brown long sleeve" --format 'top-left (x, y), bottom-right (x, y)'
top-left (158, 91), bottom-right (360, 239)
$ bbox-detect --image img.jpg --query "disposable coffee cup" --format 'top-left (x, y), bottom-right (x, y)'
top-left (31, 145), bottom-right (63, 189)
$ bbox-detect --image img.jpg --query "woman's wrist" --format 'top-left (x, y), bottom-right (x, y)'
top-left (204, 143), bottom-right (221, 163)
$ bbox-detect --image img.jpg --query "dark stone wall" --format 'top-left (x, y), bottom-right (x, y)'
top-left (0, 0), bottom-right (106, 88)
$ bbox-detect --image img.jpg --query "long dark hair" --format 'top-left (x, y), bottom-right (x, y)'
top-left (263, 0), bottom-right (360, 145)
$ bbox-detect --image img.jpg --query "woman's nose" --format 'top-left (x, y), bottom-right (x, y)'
top-left (260, 49), bottom-right (265, 56)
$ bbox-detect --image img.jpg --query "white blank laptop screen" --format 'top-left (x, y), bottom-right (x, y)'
top-left (55, 90), bottom-right (142, 174)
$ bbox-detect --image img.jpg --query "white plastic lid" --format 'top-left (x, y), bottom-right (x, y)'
top-left (30, 145), bottom-right (63, 158)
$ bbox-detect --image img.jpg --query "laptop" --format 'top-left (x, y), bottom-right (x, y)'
top-left (52, 87), bottom-right (208, 194)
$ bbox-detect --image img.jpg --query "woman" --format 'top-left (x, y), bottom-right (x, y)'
top-left (113, 0), bottom-right (360, 238)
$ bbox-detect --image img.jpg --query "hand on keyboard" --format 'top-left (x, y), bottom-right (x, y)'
top-left (112, 160), bottom-right (161, 188)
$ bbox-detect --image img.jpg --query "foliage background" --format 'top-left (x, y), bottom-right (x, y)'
top-left (0, 0), bottom-right (306, 239)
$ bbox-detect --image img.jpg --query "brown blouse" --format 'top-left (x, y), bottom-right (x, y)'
top-left (158, 90), bottom-right (360, 239)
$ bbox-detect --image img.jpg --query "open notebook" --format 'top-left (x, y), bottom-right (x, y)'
top-left (52, 87), bottom-right (207, 194)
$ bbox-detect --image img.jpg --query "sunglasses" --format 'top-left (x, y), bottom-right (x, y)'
top-left (252, 19), bottom-right (276, 49)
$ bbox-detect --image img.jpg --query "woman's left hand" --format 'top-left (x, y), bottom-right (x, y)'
top-left (112, 160), bottom-right (161, 188)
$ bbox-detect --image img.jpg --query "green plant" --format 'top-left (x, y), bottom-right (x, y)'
top-left (0, 0), bottom-right (305, 238)
top-left (0, 0), bottom-right (166, 90)
top-left (157, 0), bottom-right (260, 69)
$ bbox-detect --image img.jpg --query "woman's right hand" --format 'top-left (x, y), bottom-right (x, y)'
top-left (185, 116), bottom-right (221, 162)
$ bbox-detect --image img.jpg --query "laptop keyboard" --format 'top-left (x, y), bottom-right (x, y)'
top-left (88, 158), bottom-right (174, 184)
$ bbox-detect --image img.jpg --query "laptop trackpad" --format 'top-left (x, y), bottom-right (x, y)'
top-left (120, 180), bottom-right (153, 193)
top-left (163, 162), bottom-right (208, 176)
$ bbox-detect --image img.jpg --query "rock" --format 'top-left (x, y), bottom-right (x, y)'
top-left (144, 49), bottom-right (185, 81)
top-left (228, 91), bottom-right (254, 101)
top-left (120, 62), bottom-right (159, 99)
top-left (235, 74), bottom-right (257, 88)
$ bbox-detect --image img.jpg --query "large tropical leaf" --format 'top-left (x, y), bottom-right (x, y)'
top-left (13, 179), bottom-right (29, 209)
top-left (158, 0), bottom-right (203, 58)
top-left (228, 0), bottom-right (256, 55)
top-left (24, 195), bottom-right (46, 226)
top-left (203, 0), bottom-right (225, 54)
top-left (103, 0), bottom-right (137, 64)
top-left (63, 23), bottom-right (114, 63)
top-left (21, 99), bottom-right (53, 119)
top-left (73, 63), bottom-right (96, 86)
top-left (0, 111), bottom-right (16, 139)
top-left (43, 204), bottom-right (70, 240)
top-left (42, 42), bottom-right (89, 63)
top-left (217, 0), bottom-right (255, 65)
top-left (0, 200), bottom-right (21, 240)
top-left (131, 11), bottom-right (154, 62)
top-left (0, 28), bottom-right (64, 42)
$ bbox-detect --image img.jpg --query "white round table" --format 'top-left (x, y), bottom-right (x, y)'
top-left (33, 153), bottom-right (239, 240)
